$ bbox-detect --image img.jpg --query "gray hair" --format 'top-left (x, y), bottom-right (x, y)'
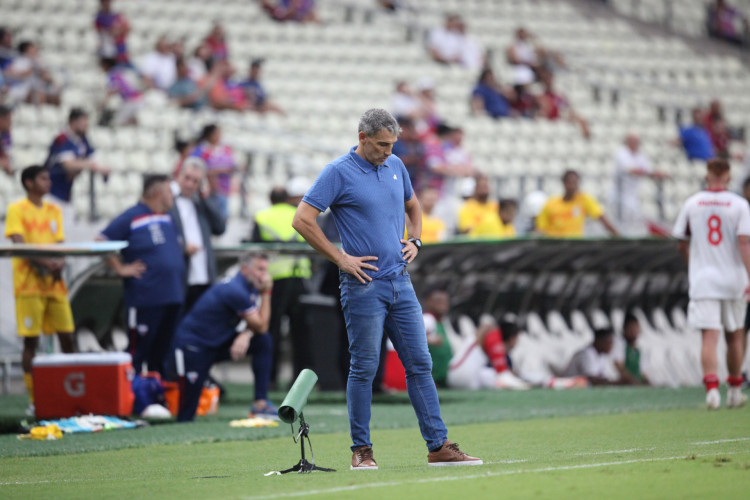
top-left (181, 156), bottom-right (206, 175)
top-left (240, 251), bottom-right (268, 267)
top-left (358, 108), bottom-right (401, 137)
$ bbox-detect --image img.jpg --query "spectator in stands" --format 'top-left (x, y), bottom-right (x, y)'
top-left (139, 36), bottom-right (177, 91)
top-left (169, 158), bottom-right (227, 313)
top-left (506, 27), bottom-right (566, 80)
top-left (426, 124), bottom-right (475, 194)
top-left (498, 199), bottom-right (518, 237)
top-left (510, 69), bottom-right (538, 118)
top-left (202, 60), bottom-right (250, 112)
top-left (252, 178), bottom-right (314, 384)
top-left (190, 124), bottom-right (237, 219)
top-left (392, 117), bottom-right (425, 190)
top-left (471, 68), bottom-right (515, 119)
top-left (565, 328), bottom-right (626, 385)
top-left (415, 77), bottom-right (442, 137)
top-left (239, 59), bottom-right (285, 115)
top-left (203, 22), bottom-right (229, 61)
top-left (471, 198), bottom-right (519, 238)
top-left (457, 173), bottom-right (498, 235)
top-left (0, 105), bottom-right (12, 175)
top-left (4, 41), bottom-right (61, 106)
top-left (613, 313), bottom-right (649, 385)
top-left (172, 134), bottom-right (195, 178)
top-left (677, 107), bottom-right (715, 161)
top-left (45, 108), bottom-right (110, 223)
top-left (703, 100), bottom-right (738, 159)
top-left (538, 73), bottom-right (590, 139)
top-left (537, 170), bottom-right (619, 237)
top-left (428, 14), bottom-right (485, 71)
top-left (169, 58), bottom-right (215, 111)
top-left (95, 0), bottom-right (131, 65)
top-left (0, 27), bottom-right (15, 71)
top-left (187, 42), bottom-right (212, 81)
top-left (99, 174), bottom-right (184, 376)
top-left (169, 252), bottom-right (275, 422)
top-left (609, 133), bottom-right (667, 236)
top-left (100, 57), bottom-right (143, 126)
top-left (707, 0), bottom-right (749, 46)
top-left (5, 165), bottom-right (77, 415)
top-left (390, 81), bottom-right (420, 121)
top-left (261, 0), bottom-right (320, 23)
top-left (418, 187), bottom-right (447, 243)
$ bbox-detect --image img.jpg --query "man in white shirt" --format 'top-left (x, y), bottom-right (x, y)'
top-left (610, 134), bottom-right (667, 236)
top-left (565, 328), bottom-right (622, 385)
top-left (673, 158), bottom-right (750, 409)
top-left (139, 36), bottom-right (177, 91)
top-left (427, 14), bottom-right (484, 72)
top-left (169, 158), bottom-right (227, 312)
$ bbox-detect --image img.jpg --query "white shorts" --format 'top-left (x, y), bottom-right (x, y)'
top-left (687, 299), bottom-right (747, 332)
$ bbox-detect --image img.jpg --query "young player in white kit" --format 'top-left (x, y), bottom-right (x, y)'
top-left (673, 159), bottom-right (750, 409)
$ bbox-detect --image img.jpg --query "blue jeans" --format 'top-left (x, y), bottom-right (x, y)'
top-left (340, 273), bottom-right (448, 451)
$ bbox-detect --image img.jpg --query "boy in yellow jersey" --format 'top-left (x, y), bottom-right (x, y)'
top-left (4, 165), bottom-right (76, 414)
top-left (418, 187), bottom-right (447, 243)
top-left (536, 170), bottom-right (619, 238)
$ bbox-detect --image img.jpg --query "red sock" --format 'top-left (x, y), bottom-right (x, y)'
top-left (482, 328), bottom-right (508, 373)
top-left (703, 374), bottom-right (719, 391)
top-left (727, 375), bottom-right (744, 388)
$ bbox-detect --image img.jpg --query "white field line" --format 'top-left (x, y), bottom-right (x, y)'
top-left (574, 448), bottom-right (654, 456)
top-left (243, 450), bottom-right (747, 500)
top-left (690, 438), bottom-right (750, 445)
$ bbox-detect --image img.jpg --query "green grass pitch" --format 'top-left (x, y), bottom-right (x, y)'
top-left (1, 386), bottom-right (749, 499)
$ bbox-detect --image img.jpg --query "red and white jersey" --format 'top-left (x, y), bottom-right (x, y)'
top-left (673, 189), bottom-right (750, 299)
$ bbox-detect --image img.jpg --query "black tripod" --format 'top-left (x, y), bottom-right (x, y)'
top-left (280, 413), bottom-right (335, 474)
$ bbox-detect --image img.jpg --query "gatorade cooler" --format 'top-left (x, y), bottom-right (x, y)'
top-left (32, 352), bottom-right (135, 419)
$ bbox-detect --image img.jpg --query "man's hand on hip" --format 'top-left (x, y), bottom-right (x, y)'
top-left (337, 250), bottom-right (378, 284)
top-left (400, 239), bottom-right (419, 264)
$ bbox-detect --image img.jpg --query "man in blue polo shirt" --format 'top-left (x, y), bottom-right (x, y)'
top-left (99, 174), bottom-right (184, 376)
top-left (169, 252), bottom-right (274, 422)
top-left (292, 108), bottom-right (482, 469)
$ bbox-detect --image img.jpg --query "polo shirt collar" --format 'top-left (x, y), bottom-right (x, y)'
top-left (349, 146), bottom-right (390, 173)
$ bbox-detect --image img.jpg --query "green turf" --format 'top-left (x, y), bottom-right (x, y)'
top-left (1, 405), bottom-right (749, 500)
top-left (0, 385), bottom-right (720, 458)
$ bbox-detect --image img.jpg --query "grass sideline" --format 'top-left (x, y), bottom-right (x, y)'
top-left (1, 404), bottom-right (749, 500)
top-left (0, 385), bottom-right (718, 458)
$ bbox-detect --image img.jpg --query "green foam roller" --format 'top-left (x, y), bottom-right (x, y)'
top-left (278, 369), bottom-right (318, 424)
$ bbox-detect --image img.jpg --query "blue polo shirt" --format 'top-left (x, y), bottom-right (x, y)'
top-left (100, 202), bottom-right (184, 307)
top-left (679, 125), bottom-right (714, 161)
top-left (174, 272), bottom-right (260, 349)
top-left (45, 130), bottom-right (95, 202)
top-left (303, 146), bottom-right (414, 280)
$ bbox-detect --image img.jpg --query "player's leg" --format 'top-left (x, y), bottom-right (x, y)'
top-left (689, 299), bottom-right (722, 408)
top-left (176, 346), bottom-right (215, 422)
top-left (16, 296), bottom-right (43, 408)
top-left (247, 333), bottom-right (277, 417)
top-left (339, 276), bottom-right (388, 452)
top-left (147, 304), bottom-right (182, 376)
top-left (45, 295), bottom-right (76, 354)
top-left (385, 275), bottom-right (447, 452)
top-left (723, 299), bottom-right (747, 408)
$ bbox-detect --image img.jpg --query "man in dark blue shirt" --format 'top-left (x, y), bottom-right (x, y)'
top-left (170, 253), bottom-right (274, 422)
top-left (471, 68), bottom-right (513, 119)
top-left (292, 108), bottom-right (481, 469)
top-left (99, 174), bottom-right (184, 376)
top-left (45, 108), bottom-right (110, 204)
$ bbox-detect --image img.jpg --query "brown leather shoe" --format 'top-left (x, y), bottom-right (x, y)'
top-left (427, 440), bottom-right (483, 466)
top-left (351, 446), bottom-right (378, 470)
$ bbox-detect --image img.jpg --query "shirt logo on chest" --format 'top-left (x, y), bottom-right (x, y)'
top-left (393, 174), bottom-right (397, 180)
